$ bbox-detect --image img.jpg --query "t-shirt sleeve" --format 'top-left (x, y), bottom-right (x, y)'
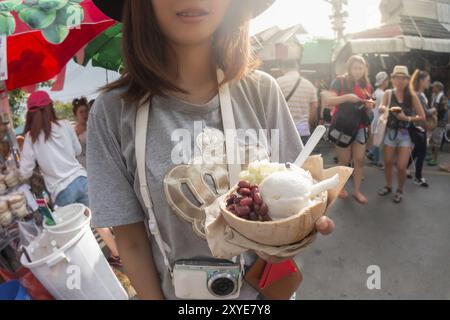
top-left (330, 77), bottom-right (341, 95)
top-left (87, 100), bottom-right (145, 228)
top-left (260, 73), bottom-right (304, 164)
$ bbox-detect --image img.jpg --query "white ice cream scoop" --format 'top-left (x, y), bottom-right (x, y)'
top-left (259, 168), bottom-right (340, 221)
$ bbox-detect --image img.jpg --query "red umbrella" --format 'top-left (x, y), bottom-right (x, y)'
top-left (4, 0), bottom-right (115, 91)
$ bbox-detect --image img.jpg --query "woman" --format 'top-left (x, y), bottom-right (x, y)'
top-left (72, 97), bottom-right (89, 168)
top-left (407, 70), bottom-right (434, 187)
top-left (325, 55), bottom-right (375, 205)
top-left (378, 66), bottom-right (426, 203)
top-left (20, 91), bottom-right (88, 208)
top-left (88, 0), bottom-right (335, 300)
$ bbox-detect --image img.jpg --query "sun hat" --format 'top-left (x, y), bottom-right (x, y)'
top-left (93, 0), bottom-right (276, 22)
top-left (391, 66), bottom-right (410, 78)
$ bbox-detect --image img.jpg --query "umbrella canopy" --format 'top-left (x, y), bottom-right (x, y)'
top-left (76, 22), bottom-right (122, 72)
top-left (1, 0), bottom-right (115, 90)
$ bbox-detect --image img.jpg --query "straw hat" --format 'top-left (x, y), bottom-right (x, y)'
top-left (391, 66), bottom-right (410, 78)
top-left (93, 0), bottom-right (275, 22)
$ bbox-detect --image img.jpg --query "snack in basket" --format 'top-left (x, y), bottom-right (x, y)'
top-left (13, 205), bottom-right (29, 219)
top-left (225, 160), bottom-right (339, 222)
top-left (225, 180), bottom-right (271, 222)
top-left (0, 210), bottom-right (13, 227)
top-left (219, 159), bottom-right (348, 246)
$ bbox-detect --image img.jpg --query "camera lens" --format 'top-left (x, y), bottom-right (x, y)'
top-left (208, 273), bottom-right (236, 297)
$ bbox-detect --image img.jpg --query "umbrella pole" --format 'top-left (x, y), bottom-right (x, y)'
top-left (0, 81), bottom-right (20, 168)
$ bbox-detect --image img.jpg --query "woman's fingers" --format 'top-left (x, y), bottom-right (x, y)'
top-left (315, 216), bottom-right (335, 235)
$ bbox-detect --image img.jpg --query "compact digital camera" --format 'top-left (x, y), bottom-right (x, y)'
top-left (173, 259), bottom-right (242, 300)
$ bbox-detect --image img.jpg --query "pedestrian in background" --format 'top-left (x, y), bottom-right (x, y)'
top-left (428, 81), bottom-right (448, 167)
top-left (407, 70), bottom-right (433, 187)
top-left (277, 59), bottom-right (319, 145)
top-left (378, 66), bottom-right (426, 203)
top-left (367, 71), bottom-right (389, 167)
top-left (325, 55), bottom-right (375, 205)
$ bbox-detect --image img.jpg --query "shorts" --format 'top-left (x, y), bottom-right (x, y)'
top-left (54, 176), bottom-right (89, 208)
top-left (430, 127), bottom-right (445, 147)
top-left (355, 128), bottom-right (368, 144)
top-left (384, 128), bottom-right (413, 148)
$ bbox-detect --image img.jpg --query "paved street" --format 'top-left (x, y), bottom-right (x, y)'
top-left (295, 143), bottom-right (450, 300)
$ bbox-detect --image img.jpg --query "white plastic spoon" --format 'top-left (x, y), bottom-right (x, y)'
top-left (309, 174), bottom-right (340, 199)
top-left (293, 125), bottom-right (327, 168)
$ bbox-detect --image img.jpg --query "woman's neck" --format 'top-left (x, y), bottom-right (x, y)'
top-left (167, 42), bottom-right (218, 104)
top-left (395, 87), bottom-right (404, 96)
top-left (76, 122), bottom-right (87, 134)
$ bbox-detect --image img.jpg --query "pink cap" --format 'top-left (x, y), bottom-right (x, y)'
top-left (27, 91), bottom-right (53, 112)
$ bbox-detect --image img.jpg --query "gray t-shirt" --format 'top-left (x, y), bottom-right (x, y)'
top-left (87, 71), bottom-right (303, 300)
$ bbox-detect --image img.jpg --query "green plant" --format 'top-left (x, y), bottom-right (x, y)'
top-left (8, 88), bottom-right (27, 128)
top-left (54, 100), bottom-right (74, 121)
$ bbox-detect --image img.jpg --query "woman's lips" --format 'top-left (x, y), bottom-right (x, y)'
top-left (176, 8), bottom-right (209, 23)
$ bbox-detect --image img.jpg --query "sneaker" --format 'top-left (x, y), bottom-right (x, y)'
top-left (413, 178), bottom-right (429, 188)
top-left (108, 255), bottom-right (123, 268)
top-left (406, 171), bottom-right (413, 179)
top-left (427, 159), bottom-right (438, 167)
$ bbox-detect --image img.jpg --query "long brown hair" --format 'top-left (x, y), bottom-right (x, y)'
top-left (24, 104), bottom-right (60, 144)
top-left (72, 96), bottom-right (89, 116)
top-left (101, 0), bottom-right (259, 103)
top-left (410, 69), bottom-right (429, 93)
top-left (345, 55), bottom-right (370, 90)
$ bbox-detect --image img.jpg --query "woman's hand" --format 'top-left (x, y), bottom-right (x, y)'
top-left (315, 216), bottom-right (335, 235)
top-left (256, 216), bottom-right (335, 264)
top-left (363, 99), bottom-right (376, 110)
top-left (394, 111), bottom-right (409, 122)
top-left (379, 106), bottom-right (387, 114)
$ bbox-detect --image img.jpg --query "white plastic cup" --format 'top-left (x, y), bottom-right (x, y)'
top-left (44, 204), bottom-right (88, 233)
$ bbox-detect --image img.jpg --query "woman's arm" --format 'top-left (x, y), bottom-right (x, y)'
top-left (19, 136), bottom-right (36, 179)
top-left (411, 94), bottom-right (426, 122)
top-left (395, 94), bottom-right (425, 123)
top-left (309, 100), bottom-right (319, 130)
top-left (324, 92), bottom-right (362, 106)
top-left (378, 91), bottom-right (390, 114)
top-left (114, 222), bottom-right (164, 300)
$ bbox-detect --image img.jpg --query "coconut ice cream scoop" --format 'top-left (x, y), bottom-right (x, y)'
top-left (259, 166), bottom-right (340, 221)
top-left (259, 169), bottom-right (313, 220)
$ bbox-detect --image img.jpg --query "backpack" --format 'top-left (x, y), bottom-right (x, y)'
top-left (328, 77), bottom-right (366, 148)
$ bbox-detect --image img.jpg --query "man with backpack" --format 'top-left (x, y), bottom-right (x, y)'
top-left (277, 59), bottom-right (319, 145)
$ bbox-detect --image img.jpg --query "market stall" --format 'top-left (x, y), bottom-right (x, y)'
top-left (0, 0), bottom-right (131, 300)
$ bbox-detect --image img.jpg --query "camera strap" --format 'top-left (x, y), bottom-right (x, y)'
top-left (135, 69), bottom-right (243, 278)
